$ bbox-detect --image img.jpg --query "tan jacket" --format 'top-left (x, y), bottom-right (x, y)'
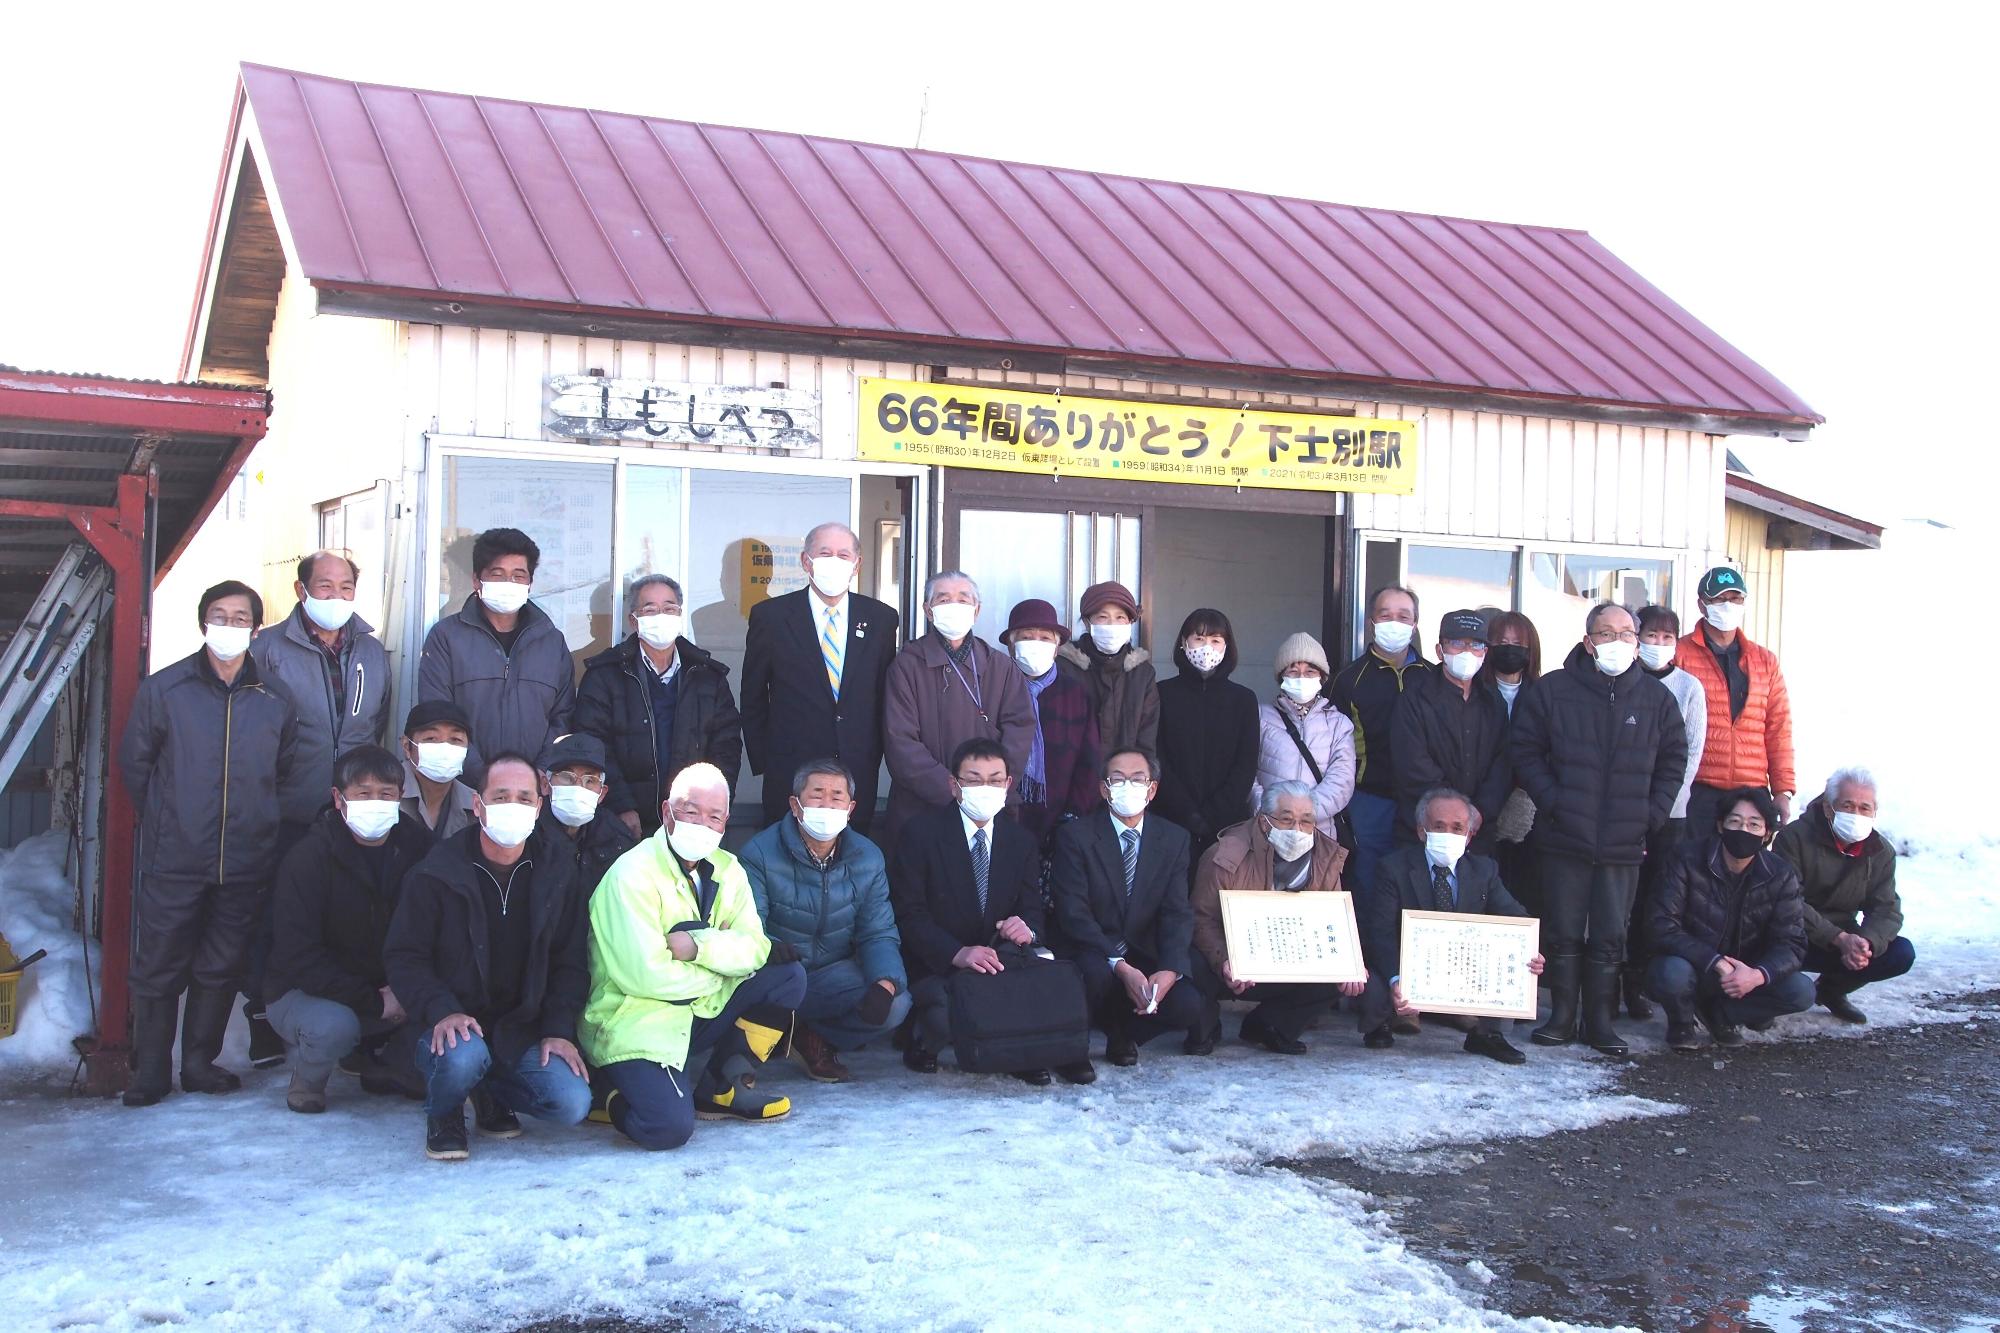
top-left (1191, 818), bottom-right (1348, 975)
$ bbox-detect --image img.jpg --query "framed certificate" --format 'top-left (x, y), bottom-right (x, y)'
top-left (1398, 911), bottom-right (1541, 1020)
top-left (1219, 890), bottom-right (1366, 984)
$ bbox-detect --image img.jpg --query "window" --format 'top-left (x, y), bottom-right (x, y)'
top-left (318, 486), bottom-right (390, 633)
top-left (440, 456), bottom-right (615, 659)
top-left (1524, 551), bottom-right (1673, 660)
top-left (1406, 544), bottom-right (1515, 631)
top-left (617, 466), bottom-right (683, 624)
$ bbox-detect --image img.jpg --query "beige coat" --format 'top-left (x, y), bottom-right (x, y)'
top-left (1191, 817), bottom-right (1347, 975)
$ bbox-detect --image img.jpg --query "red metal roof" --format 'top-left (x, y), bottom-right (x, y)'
top-left (229, 63), bottom-right (1820, 429)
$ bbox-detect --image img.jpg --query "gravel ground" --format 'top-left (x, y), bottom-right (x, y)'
top-left (1287, 991), bottom-right (2000, 1331)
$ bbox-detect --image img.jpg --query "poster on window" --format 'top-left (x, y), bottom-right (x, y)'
top-left (857, 378), bottom-right (1417, 495)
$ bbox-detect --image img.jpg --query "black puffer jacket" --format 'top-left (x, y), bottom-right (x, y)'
top-left (1648, 834), bottom-right (1807, 981)
top-left (1508, 643), bottom-right (1688, 866)
top-left (266, 808), bottom-right (435, 1018)
top-left (383, 825), bottom-right (590, 1063)
top-left (1154, 645), bottom-right (1261, 850)
top-left (535, 805), bottom-right (638, 898)
top-left (1390, 668), bottom-right (1512, 847)
top-left (574, 635), bottom-right (743, 827)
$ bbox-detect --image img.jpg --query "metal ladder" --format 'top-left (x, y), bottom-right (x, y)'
top-left (0, 544), bottom-right (111, 794)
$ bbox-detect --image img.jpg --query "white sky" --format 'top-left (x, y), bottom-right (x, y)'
top-left (3, 0), bottom-right (1993, 531)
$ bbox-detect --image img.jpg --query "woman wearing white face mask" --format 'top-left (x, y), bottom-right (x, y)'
top-left (999, 600), bottom-right (1104, 845)
top-left (1250, 632), bottom-right (1356, 843)
top-left (1153, 608), bottom-right (1262, 857)
top-left (575, 573), bottom-right (743, 839)
top-left (1057, 581), bottom-right (1161, 763)
top-left (879, 571), bottom-right (1038, 856)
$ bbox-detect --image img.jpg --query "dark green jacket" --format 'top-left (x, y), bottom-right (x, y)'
top-left (1772, 795), bottom-right (1903, 953)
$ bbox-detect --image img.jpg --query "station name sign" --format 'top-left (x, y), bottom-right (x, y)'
top-left (547, 376), bottom-right (822, 450)
top-left (855, 378), bottom-right (1416, 494)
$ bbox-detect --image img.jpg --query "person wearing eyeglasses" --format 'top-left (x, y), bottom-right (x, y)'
top-left (118, 580), bottom-right (300, 1107)
top-left (536, 732), bottom-right (637, 897)
top-left (1509, 602), bottom-right (1688, 1057)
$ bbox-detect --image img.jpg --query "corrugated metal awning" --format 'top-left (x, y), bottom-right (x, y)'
top-left (197, 64), bottom-right (1822, 434)
top-left (1725, 471), bottom-right (1881, 550)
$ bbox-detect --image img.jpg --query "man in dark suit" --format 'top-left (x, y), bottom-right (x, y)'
top-left (1359, 787), bottom-right (1544, 1065)
top-left (1050, 748), bottom-right (1216, 1081)
top-left (890, 738), bottom-right (1058, 1085)
top-left (742, 522), bottom-right (900, 832)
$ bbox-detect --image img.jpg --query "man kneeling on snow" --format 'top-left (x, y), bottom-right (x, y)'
top-left (266, 744), bottom-right (434, 1113)
top-left (1358, 787), bottom-right (1544, 1064)
top-left (581, 762), bottom-right (808, 1149)
top-left (385, 753), bottom-right (593, 1161)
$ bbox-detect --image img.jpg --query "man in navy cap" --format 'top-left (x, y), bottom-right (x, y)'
top-left (539, 732), bottom-right (638, 896)
top-left (400, 699), bottom-right (481, 840)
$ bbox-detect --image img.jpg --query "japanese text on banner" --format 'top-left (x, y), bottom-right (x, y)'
top-left (855, 378), bottom-right (1418, 495)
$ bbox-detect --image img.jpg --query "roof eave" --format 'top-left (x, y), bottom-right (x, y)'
top-left (311, 282), bottom-right (1822, 439)
top-left (1725, 474), bottom-right (1881, 550)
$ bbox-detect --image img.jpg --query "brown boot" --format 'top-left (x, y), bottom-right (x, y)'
top-left (1390, 1012), bottom-right (1422, 1037)
top-left (790, 1025), bottom-right (850, 1083)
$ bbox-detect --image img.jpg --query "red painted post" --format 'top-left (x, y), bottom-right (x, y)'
top-left (76, 473), bottom-right (153, 1096)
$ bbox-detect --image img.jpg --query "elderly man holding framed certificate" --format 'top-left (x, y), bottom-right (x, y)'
top-left (1359, 787), bottom-right (1545, 1064)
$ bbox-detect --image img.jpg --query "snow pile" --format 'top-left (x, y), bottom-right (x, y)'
top-left (1, 1030), bottom-right (1643, 1332)
top-left (0, 830), bottom-right (90, 1079)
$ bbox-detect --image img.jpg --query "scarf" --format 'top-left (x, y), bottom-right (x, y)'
top-left (1020, 663), bottom-right (1056, 805)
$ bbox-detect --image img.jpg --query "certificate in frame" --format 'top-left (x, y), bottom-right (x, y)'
top-left (1218, 890), bottom-right (1366, 984)
top-left (1398, 910), bottom-right (1541, 1020)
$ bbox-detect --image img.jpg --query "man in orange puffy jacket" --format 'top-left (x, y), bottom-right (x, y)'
top-left (1676, 566), bottom-right (1795, 831)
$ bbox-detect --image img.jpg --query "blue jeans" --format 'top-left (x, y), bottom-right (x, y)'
top-left (1803, 937), bottom-right (1916, 996)
top-left (799, 958), bottom-right (912, 1050)
top-left (1345, 791), bottom-right (1398, 902)
top-left (414, 1033), bottom-right (593, 1125)
top-left (597, 960), bottom-right (807, 1150)
top-left (1646, 955), bottom-right (1815, 1027)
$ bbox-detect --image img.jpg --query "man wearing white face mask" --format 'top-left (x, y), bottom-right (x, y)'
top-left (1049, 749), bottom-right (1213, 1080)
top-left (1358, 788), bottom-right (1543, 1064)
top-left (740, 759), bottom-right (910, 1082)
top-left (118, 581), bottom-right (300, 1107)
top-left (418, 527), bottom-right (576, 784)
top-left (1252, 631), bottom-right (1356, 841)
top-left (582, 763), bottom-right (807, 1148)
top-left (1509, 602), bottom-right (1688, 1057)
top-left (536, 733), bottom-right (637, 898)
top-left (246, 551), bottom-right (394, 1067)
top-left (1392, 611), bottom-right (1511, 855)
top-left (398, 700), bottom-right (481, 839)
top-left (1000, 599), bottom-right (1102, 844)
top-left (1191, 783), bottom-right (1356, 1054)
top-left (1676, 565), bottom-right (1797, 831)
top-left (266, 745), bottom-right (433, 1113)
top-left (1329, 586), bottom-right (1435, 902)
top-left (386, 752), bottom-right (594, 1161)
top-left (1773, 766), bottom-right (1915, 1026)
top-left (743, 522), bottom-right (901, 833)
top-left (576, 573), bottom-right (742, 838)
top-left (881, 571), bottom-right (1036, 857)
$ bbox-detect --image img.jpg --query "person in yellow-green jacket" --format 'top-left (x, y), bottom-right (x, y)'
top-left (580, 762), bottom-right (807, 1149)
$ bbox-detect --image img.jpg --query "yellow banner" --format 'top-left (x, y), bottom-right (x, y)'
top-left (856, 378), bottom-right (1417, 494)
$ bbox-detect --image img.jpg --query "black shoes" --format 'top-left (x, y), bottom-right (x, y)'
top-left (1106, 1036), bottom-right (1139, 1067)
top-left (1819, 988), bottom-right (1868, 1025)
top-left (1241, 1014), bottom-right (1307, 1055)
top-left (1695, 996), bottom-right (1743, 1048)
top-left (1363, 1025), bottom-right (1395, 1050)
top-left (1184, 1029), bottom-right (1218, 1056)
top-left (1665, 1020), bottom-right (1703, 1050)
top-left (123, 996), bottom-right (177, 1108)
top-left (426, 1110), bottom-right (470, 1161)
top-left (1055, 1060), bottom-right (1098, 1085)
top-left (470, 1085), bottom-right (522, 1138)
top-left (903, 1044), bottom-right (938, 1074)
top-left (178, 984), bottom-right (242, 1094)
top-left (1010, 1068), bottom-right (1053, 1086)
top-left (1463, 1030), bottom-right (1526, 1065)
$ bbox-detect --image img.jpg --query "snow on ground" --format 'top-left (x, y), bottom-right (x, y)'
top-left (0, 831), bottom-right (92, 1077)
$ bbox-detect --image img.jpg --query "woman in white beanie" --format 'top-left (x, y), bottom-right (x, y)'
top-left (1250, 632), bottom-right (1357, 840)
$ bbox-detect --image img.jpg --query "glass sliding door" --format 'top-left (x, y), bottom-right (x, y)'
top-left (957, 506), bottom-right (1140, 647)
top-left (440, 456), bottom-right (615, 660)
